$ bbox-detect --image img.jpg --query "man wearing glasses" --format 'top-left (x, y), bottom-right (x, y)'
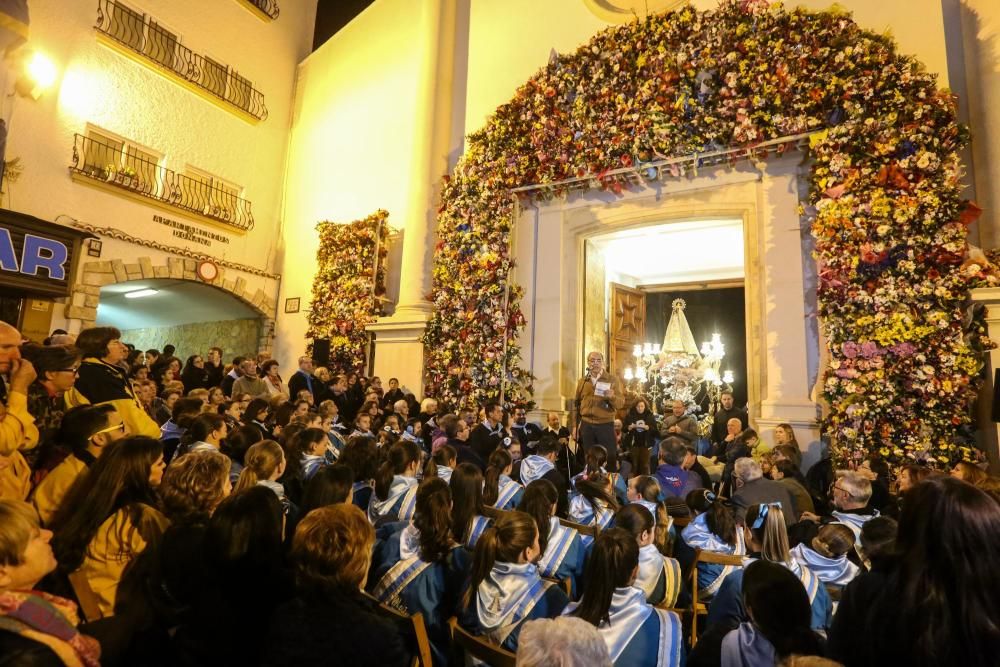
top-left (793, 471), bottom-right (877, 547)
top-left (33, 405), bottom-right (128, 525)
top-left (572, 351), bottom-right (624, 472)
top-left (22, 344), bottom-right (81, 463)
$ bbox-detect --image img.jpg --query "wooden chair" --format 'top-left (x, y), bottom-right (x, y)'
top-left (67, 570), bottom-right (104, 623)
top-left (559, 517), bottom-right (597, 539)
top-left (672, 515), bottom-right (691, 529)
top-left (449, 617), bottom-right (517, 667)
top-left (689, 548), bottom-right (746, 647)
top-left (363, 592), bottom-right (434, 667)
top-left (541, 575), bottom-right (572, 597)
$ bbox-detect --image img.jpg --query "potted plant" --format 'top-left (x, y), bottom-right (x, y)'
top-left (105, 164), bottom-right (117, 182)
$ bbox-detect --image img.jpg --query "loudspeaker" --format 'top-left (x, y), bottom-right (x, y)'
top-left (313, 338), bottom-right (331, 368)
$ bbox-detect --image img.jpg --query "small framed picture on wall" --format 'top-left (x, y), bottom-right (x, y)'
top-left (284, 297), bottom-right (300, 314)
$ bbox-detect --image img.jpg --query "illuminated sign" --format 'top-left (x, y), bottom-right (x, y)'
top-left (0, 209), bottom-right (91, 297)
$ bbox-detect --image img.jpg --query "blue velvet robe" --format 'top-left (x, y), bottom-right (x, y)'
top-left (368, 522), bottom-right (471, 666)
top-left (368, 475), bottom-right (418, 525)
top-left (567, 495), bottom-right (615, 547)
top-left (536, 517), bottom-right (588, 598)
top-left (563, 586), bottom-right (685, 666)
top-left (458, 561), bottom-right (569, 653)
top-left (493, 474), bottom-right (524, 511)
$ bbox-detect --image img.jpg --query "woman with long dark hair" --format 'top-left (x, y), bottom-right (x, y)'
top-left (423, 444), bottom-right (457, 482)
top-left (519, 479), bottom-right (586, 598)
top-left (483, 447), bottom-right (523, 510)
top-left (568, 471), bottom-right (620, 544)
top-left (573, 446), bottom-right (627, 504)
top-left (180, 355), bottom-right (210, 392)
top-left (680, 489), bottom-right (744, 602)
top-left (369, 439), bottom-right (422, 526)
top-left (829, 476), bottom-right (1000, 667)
top-left (338, 435), bottom-right (379, 512)
top-left (369, 478), bottom-right (470, 665)
top-left (243, 398), bottom-right (272, 439)
top-left (718, 560), bottom-right (823, 665)
top-left (458, 510), bottom-right (569, 652)
top-left (615, 503), bottom-right (682, 607)
top-left (50, 436), bottom-right (168, 616)
top-left (621, 398), bottom-right (655, 474)
top-left (563, 527), bottom-right (684, 666)
top-left (450, 463), bottom-right (494, 548)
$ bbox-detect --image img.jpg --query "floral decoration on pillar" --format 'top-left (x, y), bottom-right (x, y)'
top-left (307, 210), bottom-right (391, 373)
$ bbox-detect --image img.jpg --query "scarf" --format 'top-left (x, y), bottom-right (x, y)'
top-left (369, 475), bottom-right (418, 523)
top-left (372, 523), bottom-right (433, 613)
top-left (0, 590), bottom-right (101, 667)
top-left (302, 454), bottom-right (327, 480)
top-left (682, 512), bottom-right (743, 553)
top-left (538, 517), bottom-right (576, 577)
top-left (256, 479), bottom-right (290, 513)
top-left (636, 544), bottom-right (667, 600)
top-left (476, 561), bottom-right (548, 643)
top-left (568, 494), bottom-right (614, 529)
top-left (791, 543), bottom-right (859, 587)
top-left (159, 419), bottom-right (185, 441)
top-left (721, 622), bottom-right (776, 667)
top-left (398, 522), bottom-right (422, 560)
top-left (495, 474), bottom-right (522, 509)
top-left (519, 455), bottom-right (555, 485)
top-left (563, 586), bottom-right (652, 661)
top-left (831, 509), bottom-right (878, 543)
top-left (436, 465), bottom-right (453, 483)
top-left (632, 499), bottom-right (662, 525)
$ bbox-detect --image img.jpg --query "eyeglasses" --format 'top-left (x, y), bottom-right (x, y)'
top-left (55, 367), bottom-right (80, 374)
top-left (832, 484), bottom-right (847, 494)
top-left (93, 421), bottom-right (126, 436)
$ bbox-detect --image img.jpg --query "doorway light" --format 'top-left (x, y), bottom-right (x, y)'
top-left (124, 289), bottom-right (158, 299)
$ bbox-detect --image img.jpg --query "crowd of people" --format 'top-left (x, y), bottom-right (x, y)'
top-left (0, 321), bottom-right (998, 666)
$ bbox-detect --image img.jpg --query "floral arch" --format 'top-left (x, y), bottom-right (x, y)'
top-left (422, 0), bottom-right (986, 465)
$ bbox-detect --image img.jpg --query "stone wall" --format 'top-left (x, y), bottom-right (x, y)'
top-left (121, 318), bottom-right (262, 361)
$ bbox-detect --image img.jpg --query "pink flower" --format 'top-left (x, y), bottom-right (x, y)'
top-left (842, 341), bottom-right (859, 358)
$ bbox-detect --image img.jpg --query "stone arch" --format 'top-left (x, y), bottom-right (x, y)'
top-left (70, 255), bottom-right (276, 355)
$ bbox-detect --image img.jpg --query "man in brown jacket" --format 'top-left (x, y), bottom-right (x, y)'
top-left (572, 350), bottom-right (624, 471)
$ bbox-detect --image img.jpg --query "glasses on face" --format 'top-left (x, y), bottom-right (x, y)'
top-left (832, 484), bottom-right (847, 494)
top-left (93, 421), bottom-right (126, 436)
top-left (56, 366), bottom-right (80, 374)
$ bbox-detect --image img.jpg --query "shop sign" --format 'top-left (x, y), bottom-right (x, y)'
top-left (0, 209), bottom-right (91, 297)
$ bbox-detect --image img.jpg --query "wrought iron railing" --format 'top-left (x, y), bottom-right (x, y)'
top-left (243, 0), bottom-right (280, 20)
top-left (70, 133), bottom-right (255, 232)
top-left (95, 0), bottom-right (268, 121)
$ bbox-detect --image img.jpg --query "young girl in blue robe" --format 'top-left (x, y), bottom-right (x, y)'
top-left (680, 491), bottom-right (745, 601)
top-left (368, 439), bottom-right (422, 526)
top-left (563, 527), bottom-right (685, 666)
top-left (336, 436), bottom-right (379, 513)
top-left (615, 503), bottom-right (683, 607)
top-left (483, 448), bottom-right (523, 510)
top-left (573, 446), bottom-right (629, 505)
top-left (790, 522), bottom-right (860, 609)
top-left (520, 479), bottom-right (587, 598)
top-left (707, 503), bottom-right (832, 633)
top-left (424, 444), bottom-right (456, 484)
top-left (458, 510), bottom-right (569, 653)
top-left (568, 472), bottom-right (620, 547)
top-left (368, 477), bottom-right (471, 666)
top-left (449, 462), bottom-right (494, 549)
top-left (627, 476), bottom-right (675, 554)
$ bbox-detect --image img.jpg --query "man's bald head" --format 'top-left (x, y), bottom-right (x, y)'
top-left (0, 322), bottom-right (23, 374)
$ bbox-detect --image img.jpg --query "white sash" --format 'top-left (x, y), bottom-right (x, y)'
top-left (368, 475), bottom-right (419, 524)
top-left (467, 515), bottom-right (492, 548)
top-left (563, 586), bottom-right (651, 661)
top-left (494, 476), bottom-right (521, 509)
top-left (373, 554), bottom-right (433, 613)
top-left (476, 562), bottom-right (552, 645)
top-left (791, 544), bottom-right (859, 587)
top-left (537, 517), bottom-right (576, 577)
top-left (636, 544), bottom-right (668, 601)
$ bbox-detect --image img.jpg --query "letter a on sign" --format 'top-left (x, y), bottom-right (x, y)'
top-left (21, 234), bottom-right (69, 280)
top-left (0, 228), bottom-right (18, 272)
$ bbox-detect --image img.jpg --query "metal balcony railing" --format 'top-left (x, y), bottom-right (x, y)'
top-left (243, 0), bottom-right (280, 20)
top-left (70, 133), bottom-right (255, 232)
top-left (95, 0), bottom-right (268, 121)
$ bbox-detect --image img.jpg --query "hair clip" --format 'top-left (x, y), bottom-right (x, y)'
top-left (751, 502), bottom-right (781, 530)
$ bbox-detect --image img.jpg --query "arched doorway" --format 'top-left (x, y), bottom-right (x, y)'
top-left (96, 278), bottom-right (267, 361)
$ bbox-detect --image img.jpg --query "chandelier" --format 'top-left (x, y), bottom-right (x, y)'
top-left (622, 298), bottom-right (734, 414)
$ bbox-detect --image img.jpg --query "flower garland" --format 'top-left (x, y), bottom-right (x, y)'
top-left (307, 210), bottom-right (390, 373)
top-left (423, 1), bottom-right (989, 465)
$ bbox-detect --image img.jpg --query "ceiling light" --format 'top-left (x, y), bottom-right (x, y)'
top-left (124, 289), bottom-right (158, 299)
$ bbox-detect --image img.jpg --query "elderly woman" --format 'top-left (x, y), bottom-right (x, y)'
top-left (0, 500), bottom-right (101, 665)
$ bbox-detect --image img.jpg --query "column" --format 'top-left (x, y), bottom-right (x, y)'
top-left (368, 0), bottom-right (459, 395)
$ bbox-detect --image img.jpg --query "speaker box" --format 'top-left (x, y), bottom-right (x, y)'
top-left (313, 338), bottom-right (331, 369)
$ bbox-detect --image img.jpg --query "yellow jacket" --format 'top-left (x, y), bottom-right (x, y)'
top-left (32, 454), bottom-right (88, 526)
top-left (81, 503), bottom-right (169, 616)
top-left (0, 449), bottom-right (31, 501)
top-left (1, 389), bottom-right (39, 456)
top-left (64, 358), bottom-right (160, 438)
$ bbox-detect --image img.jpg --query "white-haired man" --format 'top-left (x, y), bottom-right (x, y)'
top-left (573, 351), bottom-right (624, 471)
top-left (731, 457), bottom-right (797, 525)
top-left (288, 355), bottom-right (319, 402)
top-left (517, 616), bottom-right (612, 667)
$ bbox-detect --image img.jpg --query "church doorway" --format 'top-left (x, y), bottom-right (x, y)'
top-left (584, 218), bottom-right (749, 416)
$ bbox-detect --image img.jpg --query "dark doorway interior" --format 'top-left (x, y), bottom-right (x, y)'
top-left (645, 287), bottom-right (748, 410)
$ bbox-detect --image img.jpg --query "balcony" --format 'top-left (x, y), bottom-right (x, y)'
top-left (95, 0), bottom-right (268, 122)
top-left (237, 0), bottom-right (280, 21)
top-left (69, 133), bottom-right (255, 233)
